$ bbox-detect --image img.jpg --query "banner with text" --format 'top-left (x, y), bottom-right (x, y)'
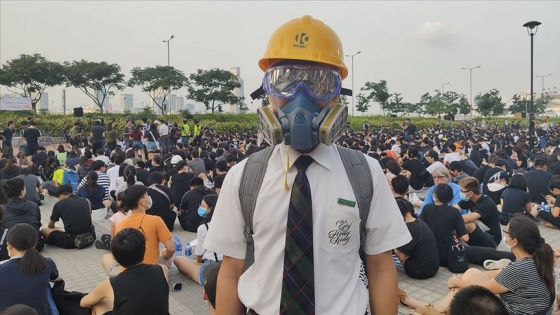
top-left (0, 96), bottom-right (32, 111)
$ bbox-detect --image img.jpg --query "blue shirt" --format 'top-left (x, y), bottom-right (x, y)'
top-left (418, 182), bottom-right (463, 215)
top-left (0, 257), bottom-right (59, 315)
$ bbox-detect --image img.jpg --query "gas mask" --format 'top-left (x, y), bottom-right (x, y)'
top-left (253, 64), bottom-right (349, 151)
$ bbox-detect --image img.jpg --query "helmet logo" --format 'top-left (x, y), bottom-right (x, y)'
top-left (294, 32), bottom-right (309, 48)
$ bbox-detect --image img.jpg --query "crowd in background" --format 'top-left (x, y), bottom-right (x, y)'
top-left (0, 115), bottom-right (559, 314)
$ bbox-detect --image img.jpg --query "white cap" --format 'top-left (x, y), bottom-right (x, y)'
top-left (171, 155), bottom-right (183, 164)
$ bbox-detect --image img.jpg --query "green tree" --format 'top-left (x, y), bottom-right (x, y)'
top-left (128, 66), bottom-right (188, 115)
top-left (0, 54), bottom-right (65, 113)
top-left (508, 94), bottom-right (527, 115)
top-left (457, 95), bottom-right (471, 115)
top-left (535, 92), bottom-right (553, 113)
top-left (186, 68), bottom-right (244, 113)
top-left (418, 91), bottom-right (447, 116)
top-left (64, 60), bottom-right (126, 114)
top-left (355, 93), bottom-right (370, 115)
top-left (360, 80), bottom-right (391, 115)
top-left (475, 89), bottom-right (505, 117)
top-left (387, 93), bottom-right (406, 114)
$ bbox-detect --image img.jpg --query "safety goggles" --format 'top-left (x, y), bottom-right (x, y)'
top-left (262, 65), bottom-right (342, 101)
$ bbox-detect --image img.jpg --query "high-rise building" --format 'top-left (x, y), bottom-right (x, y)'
top-left (167, 94), bottom-right (185, 114)
top-left (95, 90), bottom-right (110, 111)
top-left (229, 67), bottom-right (245, 114)
top-left (38, 92), bottom-right (49, 112)
top-left (118, 94), bottom-right (134, 113)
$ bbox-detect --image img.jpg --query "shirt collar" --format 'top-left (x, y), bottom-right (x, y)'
top-left (278, 142), bottom-right (333, 171)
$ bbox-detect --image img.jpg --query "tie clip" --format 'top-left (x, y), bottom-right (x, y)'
top-left (337, 198), bottom-right (356, 207)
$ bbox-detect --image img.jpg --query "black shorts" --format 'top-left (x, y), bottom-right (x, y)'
top-left (46, 231), bottom-right (75, 249)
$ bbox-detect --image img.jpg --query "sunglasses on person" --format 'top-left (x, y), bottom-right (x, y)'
top-left (262, 64), bottom-right (342, 101)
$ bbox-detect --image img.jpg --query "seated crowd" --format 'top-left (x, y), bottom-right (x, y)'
top-left (0, 117), bottom-right (559, 314)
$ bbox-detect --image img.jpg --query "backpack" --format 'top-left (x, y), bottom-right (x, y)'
top-left (239, 145), bottom-right (373, 272)
top-left (62, 169), bottom-right (80, 192)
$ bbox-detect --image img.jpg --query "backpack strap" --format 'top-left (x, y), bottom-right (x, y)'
top-left (336, 145), bottom-right (373, 253)
top-left (239, 146), bottom-right (275, 271)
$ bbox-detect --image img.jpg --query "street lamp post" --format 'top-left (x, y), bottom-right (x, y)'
top-left (345, 51), bottom-right (361, 116)
top-left (162, 35), bottom-right (175, 66)
top-left (461, 66), bottom-right (481, 119)
top-left (523, 20), bottom-right (541, 148)
top-left (536, 73), bottom-right (552, 98)
top-left (442, 82), bottom-right (450, 94)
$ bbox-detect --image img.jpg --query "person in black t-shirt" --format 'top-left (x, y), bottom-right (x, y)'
top-left (458, 177), bottom-right (501, 249)
top-left (402, 148), bottom-right (429, 191)
top-left (525, 156), bottom-right (553, 204)
top-left (499, 174), bottom-right (533, 225)
top-left (420, 183), bottom-right (469, 267)
top-left (135, 161), bottom-right (150, 186)
top-left (81, 228), bottom-right (169, 314)
top-left (212, 160), bottom-right (228, 195)
top-left (147, 172), bottom-right (177, 232)
top-left (40, 184), bottom-right (95, 249)
top-left (394, 197), bottom-right (439, 279)
top-left (536, 178), bottom-right (560, 228)
top-left (169, 161), bottom-right (194, 209)
top-left (22, 122), bottom-right (41, 156)
top-left (90, 120), bottom-right (104, 155)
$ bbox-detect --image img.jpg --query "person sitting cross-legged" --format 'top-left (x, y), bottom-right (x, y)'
top-left (40, 184), bottom-right (96, 249)
top-left (399, 216), bottom-right (556, 315)
top-left (100, 185), bottom-right (175, 277)
top-left (174, 194), bottom-right (221, 285)
top-left (81, 228), bottom-right (170, 315)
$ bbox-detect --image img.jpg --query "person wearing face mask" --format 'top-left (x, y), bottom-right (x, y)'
top-left (174, 194), bottom-right (221, 285)
top-left (100, 185), bottom-right (175, 277)
top-left (400, 216), bottom-right (556, 315)
top-left (457, 177), bottom-right (502, 249)
top-left (204, 15), bottom-right (410, 315)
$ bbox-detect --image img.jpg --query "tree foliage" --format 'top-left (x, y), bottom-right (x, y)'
top-left (475, 89), bottom-right (505, 117)
top-left (186, 68), bottom-right (244, 113)
top-left (360, 80), bottom-right (391, 115)
top-left (535, 93), bottom-right (553, 114)
top-left (355, 93), bottom-right (371, 115)
top-left (64, 60), bottom-right (125, 114)
top-left (0, 54), bottom-right (65, 113)
top-left (509, 94), bottom-right (527, 115)
top-left (128, 66), bottom-right (188, 115)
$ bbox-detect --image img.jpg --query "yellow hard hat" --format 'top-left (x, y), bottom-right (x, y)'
top-left (258, 15), bottom-right (348, 80)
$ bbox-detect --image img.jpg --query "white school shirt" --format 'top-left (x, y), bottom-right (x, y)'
top-left (159, 124), bottom-right (169, 136)
top-left (204, 143), bottom-right (411, 315)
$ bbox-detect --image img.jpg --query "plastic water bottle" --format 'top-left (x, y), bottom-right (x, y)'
top-left (541, 202), bottom-right (546, 211)
top-left (544, 204), bottom-right (551, 212)
top-left (185, 242), bottom-right (192, 257)
top-left (175, 237), bottom-right (182, 252)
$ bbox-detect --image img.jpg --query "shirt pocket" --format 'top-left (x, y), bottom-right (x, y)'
top-left (320, 202), bottom-right (361, 257)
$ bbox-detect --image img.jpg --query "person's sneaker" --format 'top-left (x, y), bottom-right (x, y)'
top-left (95, 239), bottom-right (110, 250)
top-left (483, 258), bottom-right (512, 270)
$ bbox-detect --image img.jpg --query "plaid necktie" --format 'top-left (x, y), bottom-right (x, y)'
top-left (280, 155), bottom-right (315, 314)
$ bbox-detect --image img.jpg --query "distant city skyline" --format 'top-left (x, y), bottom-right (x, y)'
top-left (1, 1), bottom-right (559, 116)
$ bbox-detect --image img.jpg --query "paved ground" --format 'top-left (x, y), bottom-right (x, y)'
top-left (38, 188), bottom-right (560, 315)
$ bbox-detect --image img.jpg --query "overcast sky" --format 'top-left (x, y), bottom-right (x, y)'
top-left (1, 1), bottom-right (559, 114)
